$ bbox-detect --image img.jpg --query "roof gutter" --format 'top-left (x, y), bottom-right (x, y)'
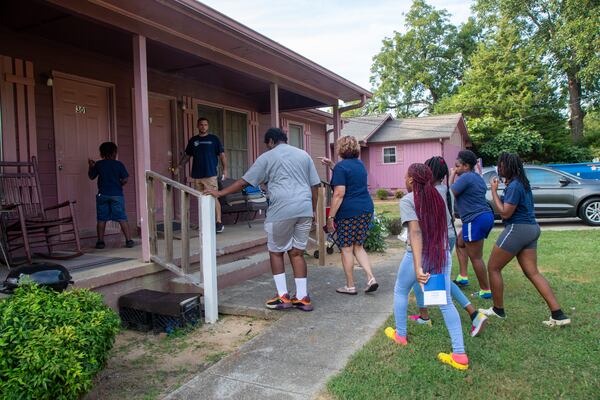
top-left (339, 94), bottom-right (367, 114)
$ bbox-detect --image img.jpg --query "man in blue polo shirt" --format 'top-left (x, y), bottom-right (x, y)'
top-left (174, 117), bottom-right (227, 233)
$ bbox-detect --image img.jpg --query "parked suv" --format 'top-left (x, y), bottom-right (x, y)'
top-left (482, 165), bottom-right (600, 226)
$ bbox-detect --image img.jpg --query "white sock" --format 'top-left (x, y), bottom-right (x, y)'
top-left (295, 278), bottom-right (308, 299)
top-left (273, 273), bottom-right (288, 296)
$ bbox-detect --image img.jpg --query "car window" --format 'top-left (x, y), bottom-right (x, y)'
top-left (526, 168), bottom-right (563, 185)
top-left (483, 170), bottom-right (497, 184)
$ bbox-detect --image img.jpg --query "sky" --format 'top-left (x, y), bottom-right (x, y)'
top-left (200, 0), bottom-right (474, 91)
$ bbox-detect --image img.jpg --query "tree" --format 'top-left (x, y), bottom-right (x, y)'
top-left (474, 0), bottom-right (600, 143)
top-left (435, 23), bottom-right (566, 162)
top-left (369, 0), bottom-right (478, 117)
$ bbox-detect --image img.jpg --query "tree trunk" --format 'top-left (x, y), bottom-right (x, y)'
top-left (567, 73), bottom-right (585, 143)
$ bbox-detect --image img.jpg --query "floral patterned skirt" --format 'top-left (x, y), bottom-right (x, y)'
top-left (334, 212), bottom-right (372, 248)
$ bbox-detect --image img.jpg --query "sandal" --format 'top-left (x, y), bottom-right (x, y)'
top-left (336, 286), bottom-right (357, 295)
top-left (365, 278), bottom-right (379, 293)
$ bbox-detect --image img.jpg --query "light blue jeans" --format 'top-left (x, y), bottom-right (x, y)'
top-left (412, 237), bottom-right (471, 310)
top-left (393, 249), bottom-right (465, 354)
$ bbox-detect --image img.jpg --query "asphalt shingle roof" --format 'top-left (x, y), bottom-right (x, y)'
top-left (367, 113), bottom-right (463, 143)
top-left (338, 114), bottom-right (391, 142)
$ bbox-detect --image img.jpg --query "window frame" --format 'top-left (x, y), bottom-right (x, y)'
top-left (382, 146), bottom-right (397, 164)
top-left (287, 122), bottom-right (304, 149)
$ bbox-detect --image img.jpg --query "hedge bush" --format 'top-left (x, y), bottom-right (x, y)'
top-left (394, 189), bottom-right (405, 199)
top-left (385, 217), bottom-right (403, 235)
top-left (365, 213), bottom-right (389, 252)
top-left (0, 283), bottom-right (121, 400)
top-left (375, 189), bottom-right (389, 200)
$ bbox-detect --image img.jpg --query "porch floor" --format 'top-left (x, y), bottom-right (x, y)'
top-left (1, 221), bottom-right (269, 283)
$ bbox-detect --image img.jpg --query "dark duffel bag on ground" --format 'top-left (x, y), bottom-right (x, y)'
top-left (2, 262), bottom-right (73, 293)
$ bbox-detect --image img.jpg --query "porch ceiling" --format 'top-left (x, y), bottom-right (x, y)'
top-left (0, 0), bottom-right (328, 112)
top-left (41, 0), bottom-right (371, 105)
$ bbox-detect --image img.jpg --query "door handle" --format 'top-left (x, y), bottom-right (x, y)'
top-left (58, 164), bottom-right (63, 171)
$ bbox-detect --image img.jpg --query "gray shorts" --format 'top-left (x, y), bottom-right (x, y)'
top-left (264, 217), bottom-right (313, 253)
top-left (496, 223), bottom-right (541, 254)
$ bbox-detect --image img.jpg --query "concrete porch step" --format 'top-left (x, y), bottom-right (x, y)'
top-left (169, 251), bottom-right (271, 293)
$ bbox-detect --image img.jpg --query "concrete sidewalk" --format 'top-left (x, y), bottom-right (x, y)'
top-left (165, 256), bottom-right (401, 400)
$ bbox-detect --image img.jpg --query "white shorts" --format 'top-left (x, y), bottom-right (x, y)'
top-left (264, 217), bottom-right (312, 253)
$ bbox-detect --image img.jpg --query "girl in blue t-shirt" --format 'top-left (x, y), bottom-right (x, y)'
top-left (481, 153), bottom-right (570, 327)
top-left (450, 150), bottom-right (493, 299)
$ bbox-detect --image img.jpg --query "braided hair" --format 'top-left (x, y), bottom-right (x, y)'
top-left (425, 156), bottom-right (455, 234)
top-left (497, 152), bottom-right (531, 191)
top-left (407, 163), bottom-right (449, 274)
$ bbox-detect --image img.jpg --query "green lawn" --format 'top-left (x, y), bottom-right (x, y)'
top-left (326, 230), bottom-right (600, 400)
top-left (374, 199), bottom-right (400, 220)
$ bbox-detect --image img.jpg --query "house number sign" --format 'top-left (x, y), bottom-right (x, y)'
top-left (75, 105), bottom-right (87, 114)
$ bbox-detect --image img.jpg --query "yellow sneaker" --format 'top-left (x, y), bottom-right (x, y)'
top-left (437, 352), bottom-right (469, 370)
top-left (384, 327), bottom-right (407, 345)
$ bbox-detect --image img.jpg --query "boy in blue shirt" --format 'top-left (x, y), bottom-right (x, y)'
top-left (88, 142), bottom-right (134, 249)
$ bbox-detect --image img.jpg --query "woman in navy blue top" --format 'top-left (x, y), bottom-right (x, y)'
top-left (450, 150), bottom-right (493, 299)
top-left (481, 152), bottom-right (570, 326)
top-left (321, 136), bottom-right (378, 295)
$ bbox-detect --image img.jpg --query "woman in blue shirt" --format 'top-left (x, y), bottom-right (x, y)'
top-left (321, 136), bottom-right (378, 295)
top-left (450, 150), bottom-right (493, 299)
top-left (480, 152), bottom-right (570, 327)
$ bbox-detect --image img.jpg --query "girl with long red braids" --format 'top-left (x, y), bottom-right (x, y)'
top-left (385, 163), bottom-right (469, 370)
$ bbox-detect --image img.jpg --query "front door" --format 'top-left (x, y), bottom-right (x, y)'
top-left (53, 75), bottom-right (112, 236)
top-left (149, 95), bottom-right (174, 218)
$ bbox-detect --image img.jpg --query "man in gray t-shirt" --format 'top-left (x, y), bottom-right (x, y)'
top-left (205, 128), bottom-right (321, 312)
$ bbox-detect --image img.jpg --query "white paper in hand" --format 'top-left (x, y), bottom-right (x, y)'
top-left (423, 274), bottom-right (447, 306)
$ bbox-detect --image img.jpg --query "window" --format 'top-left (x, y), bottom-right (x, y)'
top-left (526, 168), bottom-right (563, 186)
top-left (224, 111), bottom-right (248, 180)
top-left (197, 104), bottom-right (248, 179)
top-left (383, 147), bottom-right (396, 164)
top-left (288, 124), bottom-right (303, 149)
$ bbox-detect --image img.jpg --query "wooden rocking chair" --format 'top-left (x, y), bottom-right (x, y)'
top-left (0, 157), bottom-right (82, 265)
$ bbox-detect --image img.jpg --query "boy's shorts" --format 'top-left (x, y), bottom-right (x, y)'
top-left (264, 217), bottom-right (312, 253)
top-left (191, 176), bottom-right (218, 191)
top-left (96, 194), bottom-right (127, 222)
top-left (462, 211), bottom-right (494, 242)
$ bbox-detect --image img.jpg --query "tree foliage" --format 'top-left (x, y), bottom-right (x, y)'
top-left (369, 0), bottom-right (479, 117)
top-left (435, 24), bottom-right (567, 162)
top-left (473, 0), bottom-right (600, 142)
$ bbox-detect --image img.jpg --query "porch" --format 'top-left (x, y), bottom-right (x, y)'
top-left (0, 0), bottom-right (369, 321)
top-left (1, 221), bottom-right (272, 310)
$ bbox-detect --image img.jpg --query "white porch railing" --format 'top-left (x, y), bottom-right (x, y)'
top-left (145, 170), bottom-right (218, 324)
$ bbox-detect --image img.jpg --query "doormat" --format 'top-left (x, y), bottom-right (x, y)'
top-left (35, 254), bottom-right (134, 273)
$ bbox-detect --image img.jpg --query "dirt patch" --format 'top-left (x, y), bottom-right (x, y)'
top-left (85, 315), bottom-right (271, 400)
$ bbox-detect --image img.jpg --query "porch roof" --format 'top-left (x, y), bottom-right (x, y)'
top-left (38, 0), bottom-right (371, 107)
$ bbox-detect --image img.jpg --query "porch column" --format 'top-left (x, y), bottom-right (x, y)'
top-left (133, 35), bottom-right (151, 262)
top-left (270, 82), bottom-right (279, 128)
top-left (332, 104), bottom-right (341, 162)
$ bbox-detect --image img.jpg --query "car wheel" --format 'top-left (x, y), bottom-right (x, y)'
top-left (579, 197), bottom-right (600, 226)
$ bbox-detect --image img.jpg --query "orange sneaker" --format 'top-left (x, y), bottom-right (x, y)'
top-left (265, 293), bottom-right (292, 310)
top-left (291, 295), bottom-right (314, 311)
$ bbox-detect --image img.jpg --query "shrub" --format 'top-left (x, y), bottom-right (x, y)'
top-left (0, 283), bottom-right (121, 400)
top-left (375, 189), bottom-right (389, 200)
top-left (394, 189), bottom-right (405, 199)
top-left (365, 213), bottom-right (389, 252)
top-left (385, 218), bottom-right (403, 236)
